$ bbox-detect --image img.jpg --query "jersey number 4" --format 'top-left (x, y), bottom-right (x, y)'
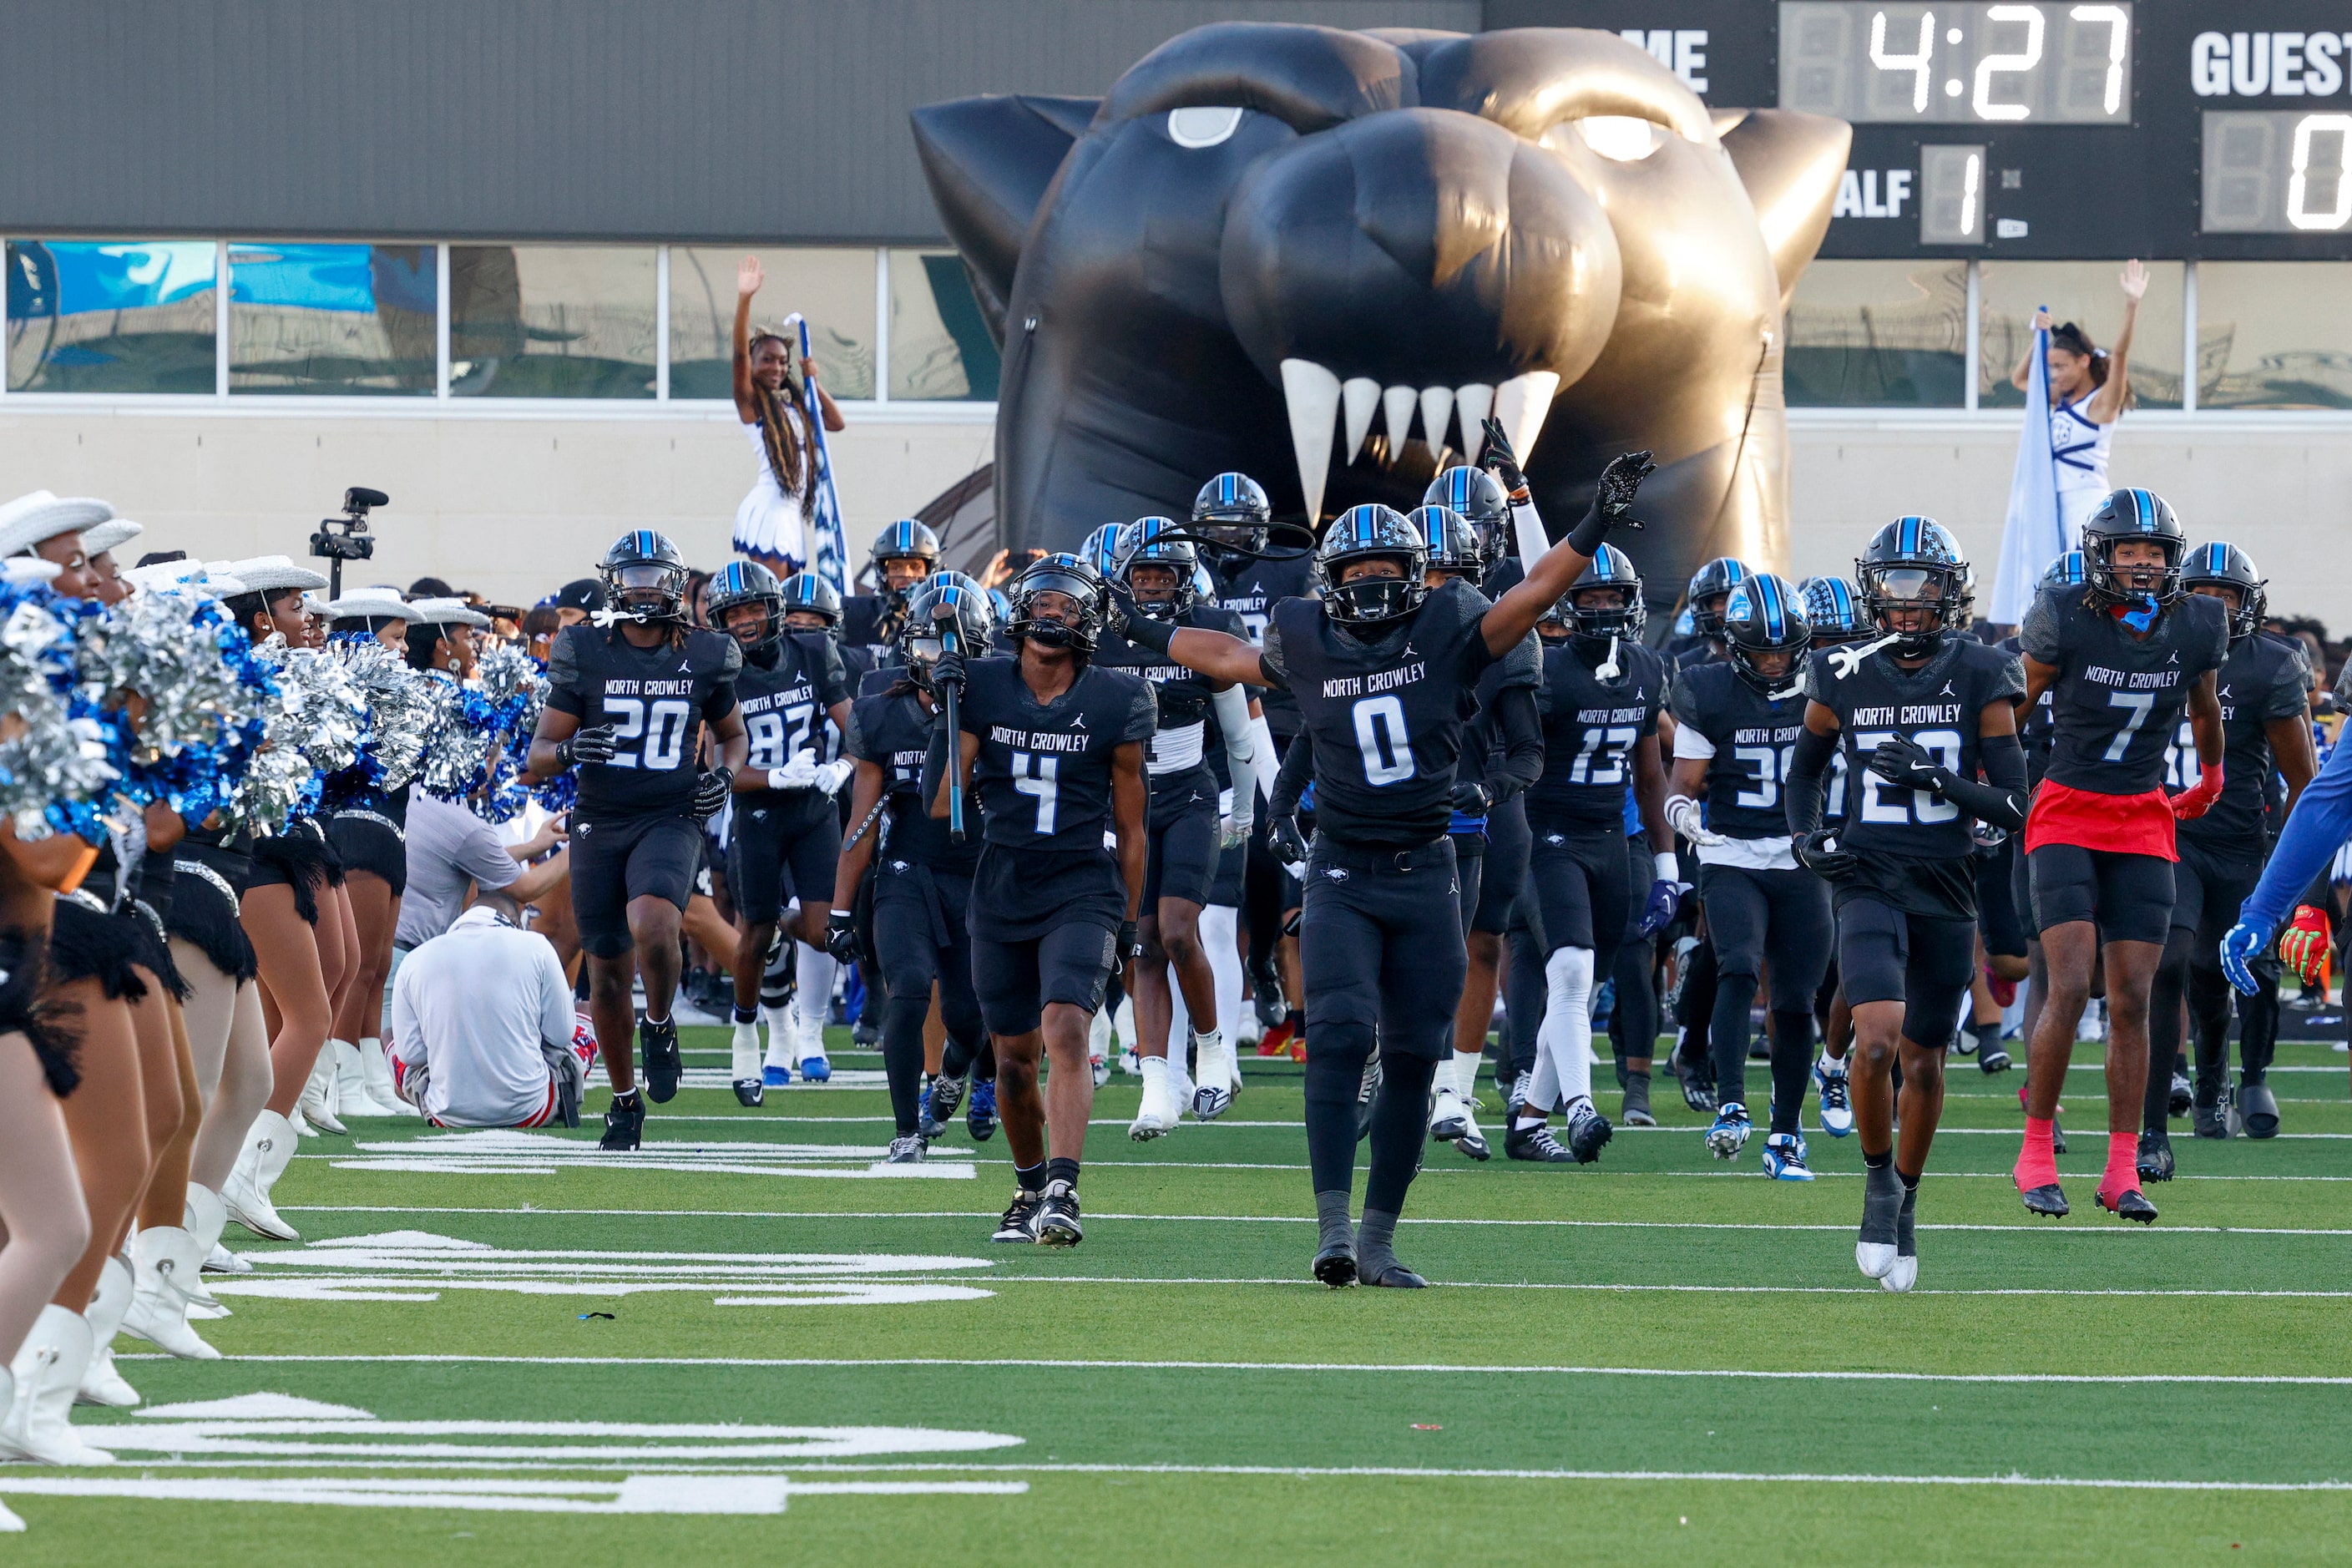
top-left (604, 697), bottom-right (692, 771)
top-left (1013, 752), bottom-right (1060, 833)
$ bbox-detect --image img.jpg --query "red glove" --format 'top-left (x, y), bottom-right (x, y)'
top-left (2170, 761), bottom-right (2223, 820)
top-left (2279, 904), bottom-right (2333, 986)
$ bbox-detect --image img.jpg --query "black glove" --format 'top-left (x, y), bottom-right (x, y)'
top-left (932, 645), bottom-right (966, 692)
top-left (1116, 920), bottom-right (1143, 961)
top-left (690, 766), bottom-right (733, 821)
top-left (1478, 416), bottom-right (1527, 497)
top-left (1449, 780), bottom-right (1493, 817)
top-left (559, 724), bottom-right (618, 767)
top-left (1795, 827), bottom-right (1858, 881)
top-left (825, 908), bottom-right (859, 964)
top-left (1593, 449), bottom-right (1656, 526)
top-left (1269, 814), bottom-right (1309, 867)
top-left (1869, 734), bottom-right (1946, 792)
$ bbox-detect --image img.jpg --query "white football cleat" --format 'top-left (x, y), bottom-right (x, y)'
top-left (1129, 1074), bottom-right (1180, 1141)
top-left (1429, 1087), bottom-right (1470, 1142)
top-left (1813, 1055), bottom-right (1854, 1138)
top-left (1192, 1033), bottom-right (1237, 1120)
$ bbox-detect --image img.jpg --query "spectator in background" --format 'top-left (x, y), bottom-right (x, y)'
top-left (397, 791), bottom-right (568, 957)
top-left (521, 604), bottom-right (561, 664)
top-left (731, 254), bottom-right (846, 577)
top-left (550, 579), bottom-right (604, 628)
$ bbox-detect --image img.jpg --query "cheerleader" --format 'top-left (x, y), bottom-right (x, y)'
top-left (2009, 260), bottom-right (2147, 548)
top-left (731, 254), bottom-right (847, 575)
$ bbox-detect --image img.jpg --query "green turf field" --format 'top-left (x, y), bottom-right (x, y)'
top-left (23, 1029), bottom-right (2352, 1563)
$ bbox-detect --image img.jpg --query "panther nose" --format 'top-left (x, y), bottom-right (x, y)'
top-left (1221, 107), bottom-right (1621, 522)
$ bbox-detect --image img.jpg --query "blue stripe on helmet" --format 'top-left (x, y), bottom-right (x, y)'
top-left (1833, 579), bottom-right (1851, 617)
top-left (1759, 575), bottom-right (1783, 641)
top-left (1899, 516), bottom-right (1916, 554)
top-left (1726, 560), bottom-right (1746, 584)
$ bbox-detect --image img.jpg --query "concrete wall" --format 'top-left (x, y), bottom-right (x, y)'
top-left (3, 403), bottom-right (2345, 625)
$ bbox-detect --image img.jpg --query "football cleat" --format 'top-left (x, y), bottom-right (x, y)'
top-left (1505, 1069), bottom-right (1533, 1123)
top-left (2052, 1114), bottom-right (2067, 1156)
top-left (1252, 965), bottom-right (1287, 1029)
top-left (991, 1189), bottom-right (1042, 1243)
top-left (1192, 1080), bottom-right (1233, 1122)
top-left (1882, 1185), bottom-right (1919, 1292)
top-left (2238, 1080), bottom-right (2280, 1139)
top-left (763, 1063), bottom-right (792, 1088)
top-left (1564, 1100), bottom-right (1613, 1163)
top-left (1363, 1261), bottom-right (1429, 1288)
top-left (926, 1074), bottom-right (966, 1138)
top-left (1033, 1181), bottom-right (1083, 1246)
top-left (1761, 1130), bottom-right (1814, 1181)
top-left (1455, 1125), bottom-right (1492, 1161)
top-left (731, 1075), bottom-right (764, 1108)
top-left (1119, 1046), bottom-right (1141, 1077)
top-left (1856, 1161), bottom-right (1902, 1280)
top-left (639, 1018), bottom-right (682, 1104)
top-left (1813, 1058), bottom-right (1854, 1137)
top-left (2192, 1081), bottom-right (2231, 1140)
top-left (1621, 1073), bottom-right (1657, 1127)
top-left (1978, 1039), bottom-right (2012, 1074)
top-left (2167, 1070), bottom-right (2193, 1120)
top-left (1090, 1053), bottom-right (1110, 1088)
top-left (2137, 1128), bottom-right (2176, 1182)
top-left (1669, 1045), bottom-right (1717, 1112)
top-left (2018, 1181), bottom-right (2069, 1217)
top-left (966, 1080), bottom-right (999, 1141)
top-left (1429, 1089), bottom-right (1470, 1142)
top-left (2097, 1184), bottom-right (2158, 1224)
top-left (1256, 1019), bottom-right (1296, 1058)
top-left (852, 1016), bottom-right (882, 1048)
top-left (1505, 1122), bottom-right (1576, 1163)
top-left (801, 1055), bottom-right (832, 1084)
top-left (885, 1133), bottom-right (927, 1164)
top-left (1313, 1242), bottom-right (1358, 1287)
top-left (599, 1091), bottom-right (644, 1152)
top-left (1705, 1102), bottom-right (1753, 1160)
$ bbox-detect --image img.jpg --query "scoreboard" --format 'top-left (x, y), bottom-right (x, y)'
top-left (1486, 0), bottom-right (2352, 257)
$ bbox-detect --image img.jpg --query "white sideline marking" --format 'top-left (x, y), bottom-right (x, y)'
top-left (299, 1128), bottom-right (977, 1180)
top-left (145, 1353), bottom-right (2352, 1386)
top-left (726, 1461), bottom-right (2352, 1492)
top-left (835, 1275), bottom-right (2352, 1298)
top-left (283, 1155), bottom-right (2352, 1179)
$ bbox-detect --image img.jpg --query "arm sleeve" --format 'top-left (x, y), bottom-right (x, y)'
top-left (920, 709), bottom-right (954, 802)
top-left (1785, 723), bottom-right (1838, 839)
top-left (544, 630), bottom-right (587, 716)
top-left (457, 817), bottom-right (523, 893)
top-left (1486, 685), bottom-right (1544, 802)
top-left (2240, 734), bottom-right (2352, 936)
top-left (1269, 728), bottom-right (1316, 820)
top-left (1507, 497), bottom-right (1551, 571)
top-left (1211, 682), bottom-right (1256, 815)
top-left (842, 701), bottom-right (874, 763)
top-left (1672, 723), bottom-right (1717, 761)
top-left (1935, 731), bottom-right (2029, 832)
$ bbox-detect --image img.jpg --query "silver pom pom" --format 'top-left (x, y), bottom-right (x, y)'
top-left (330, 636), bottom-right (443, 793)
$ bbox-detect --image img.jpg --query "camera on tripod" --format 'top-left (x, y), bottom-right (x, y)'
top-left (311, 486), bottom-right (387, 564)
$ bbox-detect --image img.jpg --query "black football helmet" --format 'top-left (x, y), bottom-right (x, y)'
top-left (1191, 472), bottom-right (1272, 560)
top-left (1563, 544), bottom-right (1646, 642)
top-left (1079, 522), bottom-right (1126, 584)
top-left (777, 569), bottom-right (842, 628)
top-left (1412, 504), bottom-right (1484, 584)
top-left (900, 578), bottom-right (998, 689)
top-left (867, 518), bottom-right (941, 606)
top-left (599, 530), bottom-right (690, 624)
top-left (1798, 574), bottom-right (1868, 645)
top-left (2041, 549), bottom-right (2087, 591)
top-left (1006, 552), bottom-right (1107, 653)
top-left (1720, 573), bottom-right (1812, 692)
top-left (2180, 541), bottom-right (2267, 642)
top-left (705, 559), bottom-right (786, 649)
top-left (2081, 487), bottom-right (2187, 605)
top-left (1313, 504), bottom-right (1427, 625)
top-left (1118, 516), bottom-right (1201, 620)
top-left (1855, 515), bottom-right (1970, 656)
top-left (1685, 557), bottom-right (1753, 640)
top-left (1423, 466), bottom-right (1511, 564)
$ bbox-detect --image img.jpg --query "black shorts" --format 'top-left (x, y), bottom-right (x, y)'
top-left (2169, 837), bottom-right (2261, 943)
top-left (2028, 842), bottom-right (2174, 946)
top-left (1470, 794), bottom-right (1530, 935)
top-left (1143, 791), bottom-right (1219, 909)
top-left (726, 793), bottom-right (841, 923)
top-left (1836, 895), bottom-right (1975, 1050)
top-left (1206, 837), bottom-right (1247, 908)
top-left (969, 920), bottom-right (1118, 1037)
top-left (327, 809), bottom-right (407, 895)
top-left (873, 860), bottom-right (974, 996)
top-left (1529, 822), bottom-right (1631, 971)
top-left (1696, 861), bottom-right (1833, 1000)
top-left (167, 857), bottom-right (259, 984)
top-left (570, 812), bottom-right (704, 959)
top-left (1297, 837), bottom-right (1465, 1061)
top-left (48, 896), bottom-right (149, 1003)
top-left (1975, 835), bottom-right (2028, 959)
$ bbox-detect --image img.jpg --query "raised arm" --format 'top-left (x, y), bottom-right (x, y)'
top-left (1484, 450), bottom-right (1656, 655)
top-left (2086, 260), bottom-right (2146, 424)
top-left (731, 255), bottom-right (764, 422)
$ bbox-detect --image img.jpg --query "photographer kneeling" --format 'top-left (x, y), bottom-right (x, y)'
top-left (387, 890), bottom-right (596, 1129)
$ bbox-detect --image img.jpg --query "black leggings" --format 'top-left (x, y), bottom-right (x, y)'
top-left (1699, 862), bottom-right (1833, 1133)
top-left (1504, 897), bottom-right (1547, 1080)
top-left (873, 872), bottom-right (985, 1136)
top-left (1303, 1036), bottom-right (1436, 1216)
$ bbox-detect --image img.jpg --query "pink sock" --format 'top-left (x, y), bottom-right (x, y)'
top-left (2015, 1116), bottom-right (2058, 1189)
top-left (2101, 1131), bottom-right (2139, 1198)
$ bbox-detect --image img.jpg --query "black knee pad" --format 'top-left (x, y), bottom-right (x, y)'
top-left (1302, 1022), bottom-right (1376, 1106)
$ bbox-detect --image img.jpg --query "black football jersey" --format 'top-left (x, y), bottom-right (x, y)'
top-left (2019, 589), bottom-right (2229, 796)
top-left (1259, 577), bottom-right (1499, 848)
top-left (845, 688), bottom-right (977, 873)
top-left (1998, 631), bottom-right (2056, 787)
top-left (1526, 639), bottom-right (1667, 832)
top-left (958, 656), bottom-right (1156, 854)
top-left (2163, 629), bottom-right (2311, 852)
top-left (547, 624), bottom-right (741, 819)
top-left (1094, 604), bottom-right (1246, 799)
top-left (736, 631), bottom-right (852, 776)
top-left (1668, 660), bottom-right (1809, 842)
top-left (1213, 551), bottom-right (1313, 741)
top-left (1459, 619), bottom-right (1542, 793)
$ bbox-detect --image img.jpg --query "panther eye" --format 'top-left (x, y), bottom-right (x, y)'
top-left (1543, 116), bottom-right (1662, 162)
top-left (1166, 106), bottom-right (1243, 148)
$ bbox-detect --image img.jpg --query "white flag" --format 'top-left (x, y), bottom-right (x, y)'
top-left (793, 315), bottom-right (850, 597)
top-left (1989, 323), bottom-right (2062, 626)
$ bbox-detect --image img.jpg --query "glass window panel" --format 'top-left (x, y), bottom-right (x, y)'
top-left (6, 240), bottom-right (218, 393)
top-left (2195, 263), bottom-right (2352, 410)
top-left (449, 245), bottom-right (655, 398)
top-left (1977, 260), bottom-right (2183, 409)
top-left (669, 247), bottom-right (873, 401)
top-left (888, 249), bottom-right (1000, 401)
top-left (1783, 260), bottom-right (1967, 407)
top-left (228, 242), bottom-right (435, 395)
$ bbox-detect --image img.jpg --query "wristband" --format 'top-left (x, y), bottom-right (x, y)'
top-left (1120, 612), bottom-right (1176, 655)
top-left (1653, 851), bottom-right (1680, 883)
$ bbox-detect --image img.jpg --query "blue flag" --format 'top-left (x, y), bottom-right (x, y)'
top-left (1990, 321), bottom-right (2061, 625)
top-left (794, 314), bottom-right (849, 596)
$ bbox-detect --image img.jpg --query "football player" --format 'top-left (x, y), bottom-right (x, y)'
top-left (529, 532), bottom-right (748, 1151)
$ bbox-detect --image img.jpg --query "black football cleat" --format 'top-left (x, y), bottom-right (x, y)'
top-left (2051, 1114), bottom-right (2067, 1156)
top-left (2099, 1185), bottom-right (2158, 1224)
top-left (2167, 1070), bottom-right (2193, 1120)
top-left (731, 1075), bottom-right (764, 1108)
top-left (2019, 1181), bottom-right (2069, 1217)
top-left (990, 1188), bottom-right (1042, 1244)
top-left (1978, 1040), bottom-right (2012, 1074)
top-left (1032, 1181), bottom-right (1083, 1247)
top-left (1564, 1101), bottom-right (1614, 1164)
top-left (1354, 1057), bottom-right (1383, 1143)
top-left (925, 1073), bottom-right (966, 1139)
top-left (1363, 1262), bottom-right (1429, 1288)
top-left (1505, 1123), bottom-right (1577, 1163)
top-left (599, 1090), bottom-right (645, 1151)
top-left (2192, 1079), bottom-right (2230, 1140)
top-left (639, 1017), bottom-right (682, 1104)
top-left (2137, 1129), bottom-right (2175, 1183)
top-left (2238, 1080), bottom-right (2281, 1140)
top-left (1454, 1125), bottom-right (1492, 1162)
top-left (1313, 1242), bottom-right (1358, 1288)
top-left (966, 1080), bottom-right (999, 1142)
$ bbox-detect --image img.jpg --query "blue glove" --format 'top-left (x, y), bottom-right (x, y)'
top-left (2220, 920), bottom-right (2269, 996)
top-left (1639, 878), bottom-right (1682, 937)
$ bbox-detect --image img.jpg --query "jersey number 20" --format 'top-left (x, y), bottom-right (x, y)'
top-left (604, 697), bottom-right (691, 771)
